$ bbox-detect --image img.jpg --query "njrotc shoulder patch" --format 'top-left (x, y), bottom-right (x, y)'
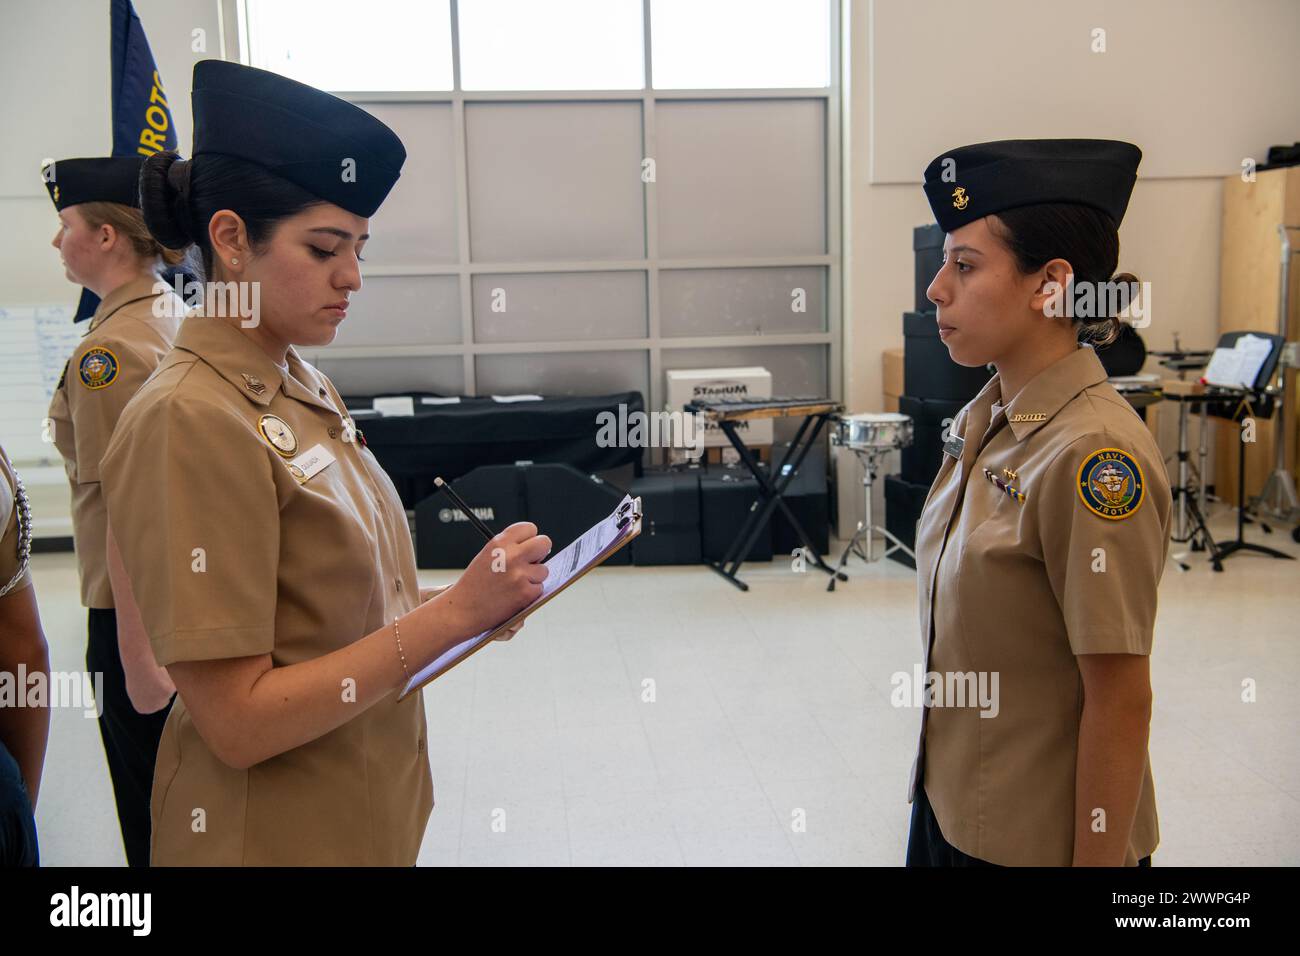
top-left (78, 347), bottom-right (119, 389)
top-left (1077, 447), bottom-right (1145, 520)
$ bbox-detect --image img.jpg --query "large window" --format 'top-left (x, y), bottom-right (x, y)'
top-left (237, 0), bottom-right (842, 433)
top-left (244, 0), bottom-right (455, 91)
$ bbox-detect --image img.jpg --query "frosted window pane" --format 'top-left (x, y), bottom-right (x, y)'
top-left (459, 0), bottom-right (645, 91)
top-left (246, 0), bottom-right (453, 91)
top-left (651, 0), bottom-right (830, 89)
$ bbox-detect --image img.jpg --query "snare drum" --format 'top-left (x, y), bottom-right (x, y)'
top-left (831, 412), bottom-right (913, 450)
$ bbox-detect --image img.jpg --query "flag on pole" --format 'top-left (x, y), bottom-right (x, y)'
top-left (73, 0), bottom-right (179, 322)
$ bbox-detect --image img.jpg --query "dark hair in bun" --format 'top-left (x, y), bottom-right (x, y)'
top-left (139, 149), bottom-right (323, 278)
top-left (139, 151), bottom-right (196, 249)
top-left (990, 203), bottom-right (1137, 347)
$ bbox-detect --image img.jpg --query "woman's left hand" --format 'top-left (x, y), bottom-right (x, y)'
top-left (494, 619), bottom-right (525, 642)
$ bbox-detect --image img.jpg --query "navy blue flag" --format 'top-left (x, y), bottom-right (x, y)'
top-left (110, 0), bottom-right (179, 157)
top-left (73, 0), bottom-right (180, 322)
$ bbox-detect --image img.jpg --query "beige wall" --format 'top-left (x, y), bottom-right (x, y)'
top-left (842, 0), bottom-right (1300, 460)
top-left (0, 0), bottom-right (217, 305)
top-left (0, 0), bottom-right (218, 536)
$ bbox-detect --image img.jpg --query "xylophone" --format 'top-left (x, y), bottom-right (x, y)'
top-left (685, 396), bottom-right (844, 421)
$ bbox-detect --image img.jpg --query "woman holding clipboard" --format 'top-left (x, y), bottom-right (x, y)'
top-left (100, 61), bottom-right (549, 866)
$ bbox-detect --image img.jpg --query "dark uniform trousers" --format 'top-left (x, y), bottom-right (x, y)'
top-left (0, 738), bottom-right (39, 866)
top-left (86, 607), bottom-right (172, 867)
top-left (906, 771), bottom-right (1153, 867)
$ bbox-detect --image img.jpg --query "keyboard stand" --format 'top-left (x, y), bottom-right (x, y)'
top-left (708, 411), bottom-right (847, 592)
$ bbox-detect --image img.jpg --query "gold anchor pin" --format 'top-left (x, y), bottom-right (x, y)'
top-left (952, 186), bottom-right (969, 210)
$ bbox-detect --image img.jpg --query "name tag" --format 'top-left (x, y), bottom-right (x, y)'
top-left (942, 435), bottom-right (965, 459)
top-left (287, 443), bottom-right (336, 482)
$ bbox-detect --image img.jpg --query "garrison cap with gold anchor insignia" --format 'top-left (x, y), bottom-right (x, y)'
top-left (42, 156), bottom-right (146, 211)
top-left (922, 139), bottom-right (1142, 234)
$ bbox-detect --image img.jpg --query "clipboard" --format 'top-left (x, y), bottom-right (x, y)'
top-left (397, 494), bottom-right (643, 700)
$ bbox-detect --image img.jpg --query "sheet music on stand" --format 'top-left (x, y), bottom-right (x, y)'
top-left (398, 494), bottom-right (642, 699)
top-left (0, 304), bottom-right (81, 463)
top-left (1202, 333), bottom-right (1274, 389)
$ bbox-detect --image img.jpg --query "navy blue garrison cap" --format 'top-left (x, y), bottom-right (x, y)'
top-left (923, 139), bottom-right (1142, 233)
top-left (190, 59), bottom-right (406, 218)
top-left (42, 157), bottom-right (145, 211)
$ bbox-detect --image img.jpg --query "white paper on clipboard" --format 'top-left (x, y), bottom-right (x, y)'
top-left (398, 494), bottom-right (642, 699)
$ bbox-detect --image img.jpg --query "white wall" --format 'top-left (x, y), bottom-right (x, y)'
top-left (0, 0), bottom-right (220, 534)
top-left (843, 0), bottom-right (1300, 422)
top-left (833, 0), bottom-right (1299, 538)
top-left (0, 0), bottom-right (219, 307)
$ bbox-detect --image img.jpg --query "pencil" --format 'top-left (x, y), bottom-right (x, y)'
top-left (434, 476), bottom-right (496, 542)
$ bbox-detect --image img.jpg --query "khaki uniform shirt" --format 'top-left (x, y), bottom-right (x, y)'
top-left (0, 445), bottom-right (32, 597)
top-left (48, 276), bottom-right (183, 608)
top-left (100, 314), bottom-right (433, 866)
top-left (910, 345), bottom-right (1170, 866)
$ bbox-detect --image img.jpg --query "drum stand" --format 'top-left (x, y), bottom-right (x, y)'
top-left (1166, 394), bottom-right (1221, 571)
top-left (827, 445), bottom-right (915, 591)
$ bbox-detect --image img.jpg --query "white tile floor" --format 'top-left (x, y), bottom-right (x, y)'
top-left (27, 509), bottom-right (1300, 866)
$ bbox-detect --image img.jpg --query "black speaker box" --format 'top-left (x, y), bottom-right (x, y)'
top-left (903, 310), bottom-right (994, 402)
top-left (415, 463), bottom-right (630, 569)
top-left (528, 467), bottom-right (632, 568)
top-left (771, 457), bottom-right (830, 558)
top-left (415, 465), bottom-right (524, 569)
top-left (899, 394), bottom-right (966, 485)
top-left (700, 471), bottom-right (773, 563)
top-left (884, 473), bottom-right (931, 570)
top-left (1093, 324), bottom-right (1147, 377)
top-left (629, 470), bottom-right (703, 566)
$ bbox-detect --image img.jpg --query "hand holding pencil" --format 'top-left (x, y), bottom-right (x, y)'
top-left (434, 476), bottom-right (551, 640)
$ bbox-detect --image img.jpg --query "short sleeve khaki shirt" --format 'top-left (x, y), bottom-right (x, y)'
top-left (47, 276), bottom-right (183, 608)
top-left (100, 314), bottom-right (433, 866)
top-left (910, 346), bottom-right (1170, 866)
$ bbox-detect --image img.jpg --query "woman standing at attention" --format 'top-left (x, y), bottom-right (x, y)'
top-left (906, 140), bottom-right (1170, 867)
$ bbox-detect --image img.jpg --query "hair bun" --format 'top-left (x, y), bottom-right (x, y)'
top-left (1102, 272), bottom-right (1140, 322)
top-left (1077, 271), bottom-right (1141, 347)
top-left (139, 151), bottom-right (196, 249)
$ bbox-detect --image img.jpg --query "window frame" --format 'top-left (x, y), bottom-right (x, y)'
top-left (228, 0), bottom-right (844, 413)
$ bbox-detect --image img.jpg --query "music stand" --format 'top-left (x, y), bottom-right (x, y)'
top-left (1203, 331), bottom-right (1294, 569)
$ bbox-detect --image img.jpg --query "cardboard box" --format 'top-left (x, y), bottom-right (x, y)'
top-left (883, 348), bottom-right (904, 404)
top-left (666, 366), bottom-right (774, 449)
top-left (705, 444), bottom-right (771, 466)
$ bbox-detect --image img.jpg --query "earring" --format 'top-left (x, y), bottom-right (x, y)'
top-left (231, 257), bottom-right (239, 265)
